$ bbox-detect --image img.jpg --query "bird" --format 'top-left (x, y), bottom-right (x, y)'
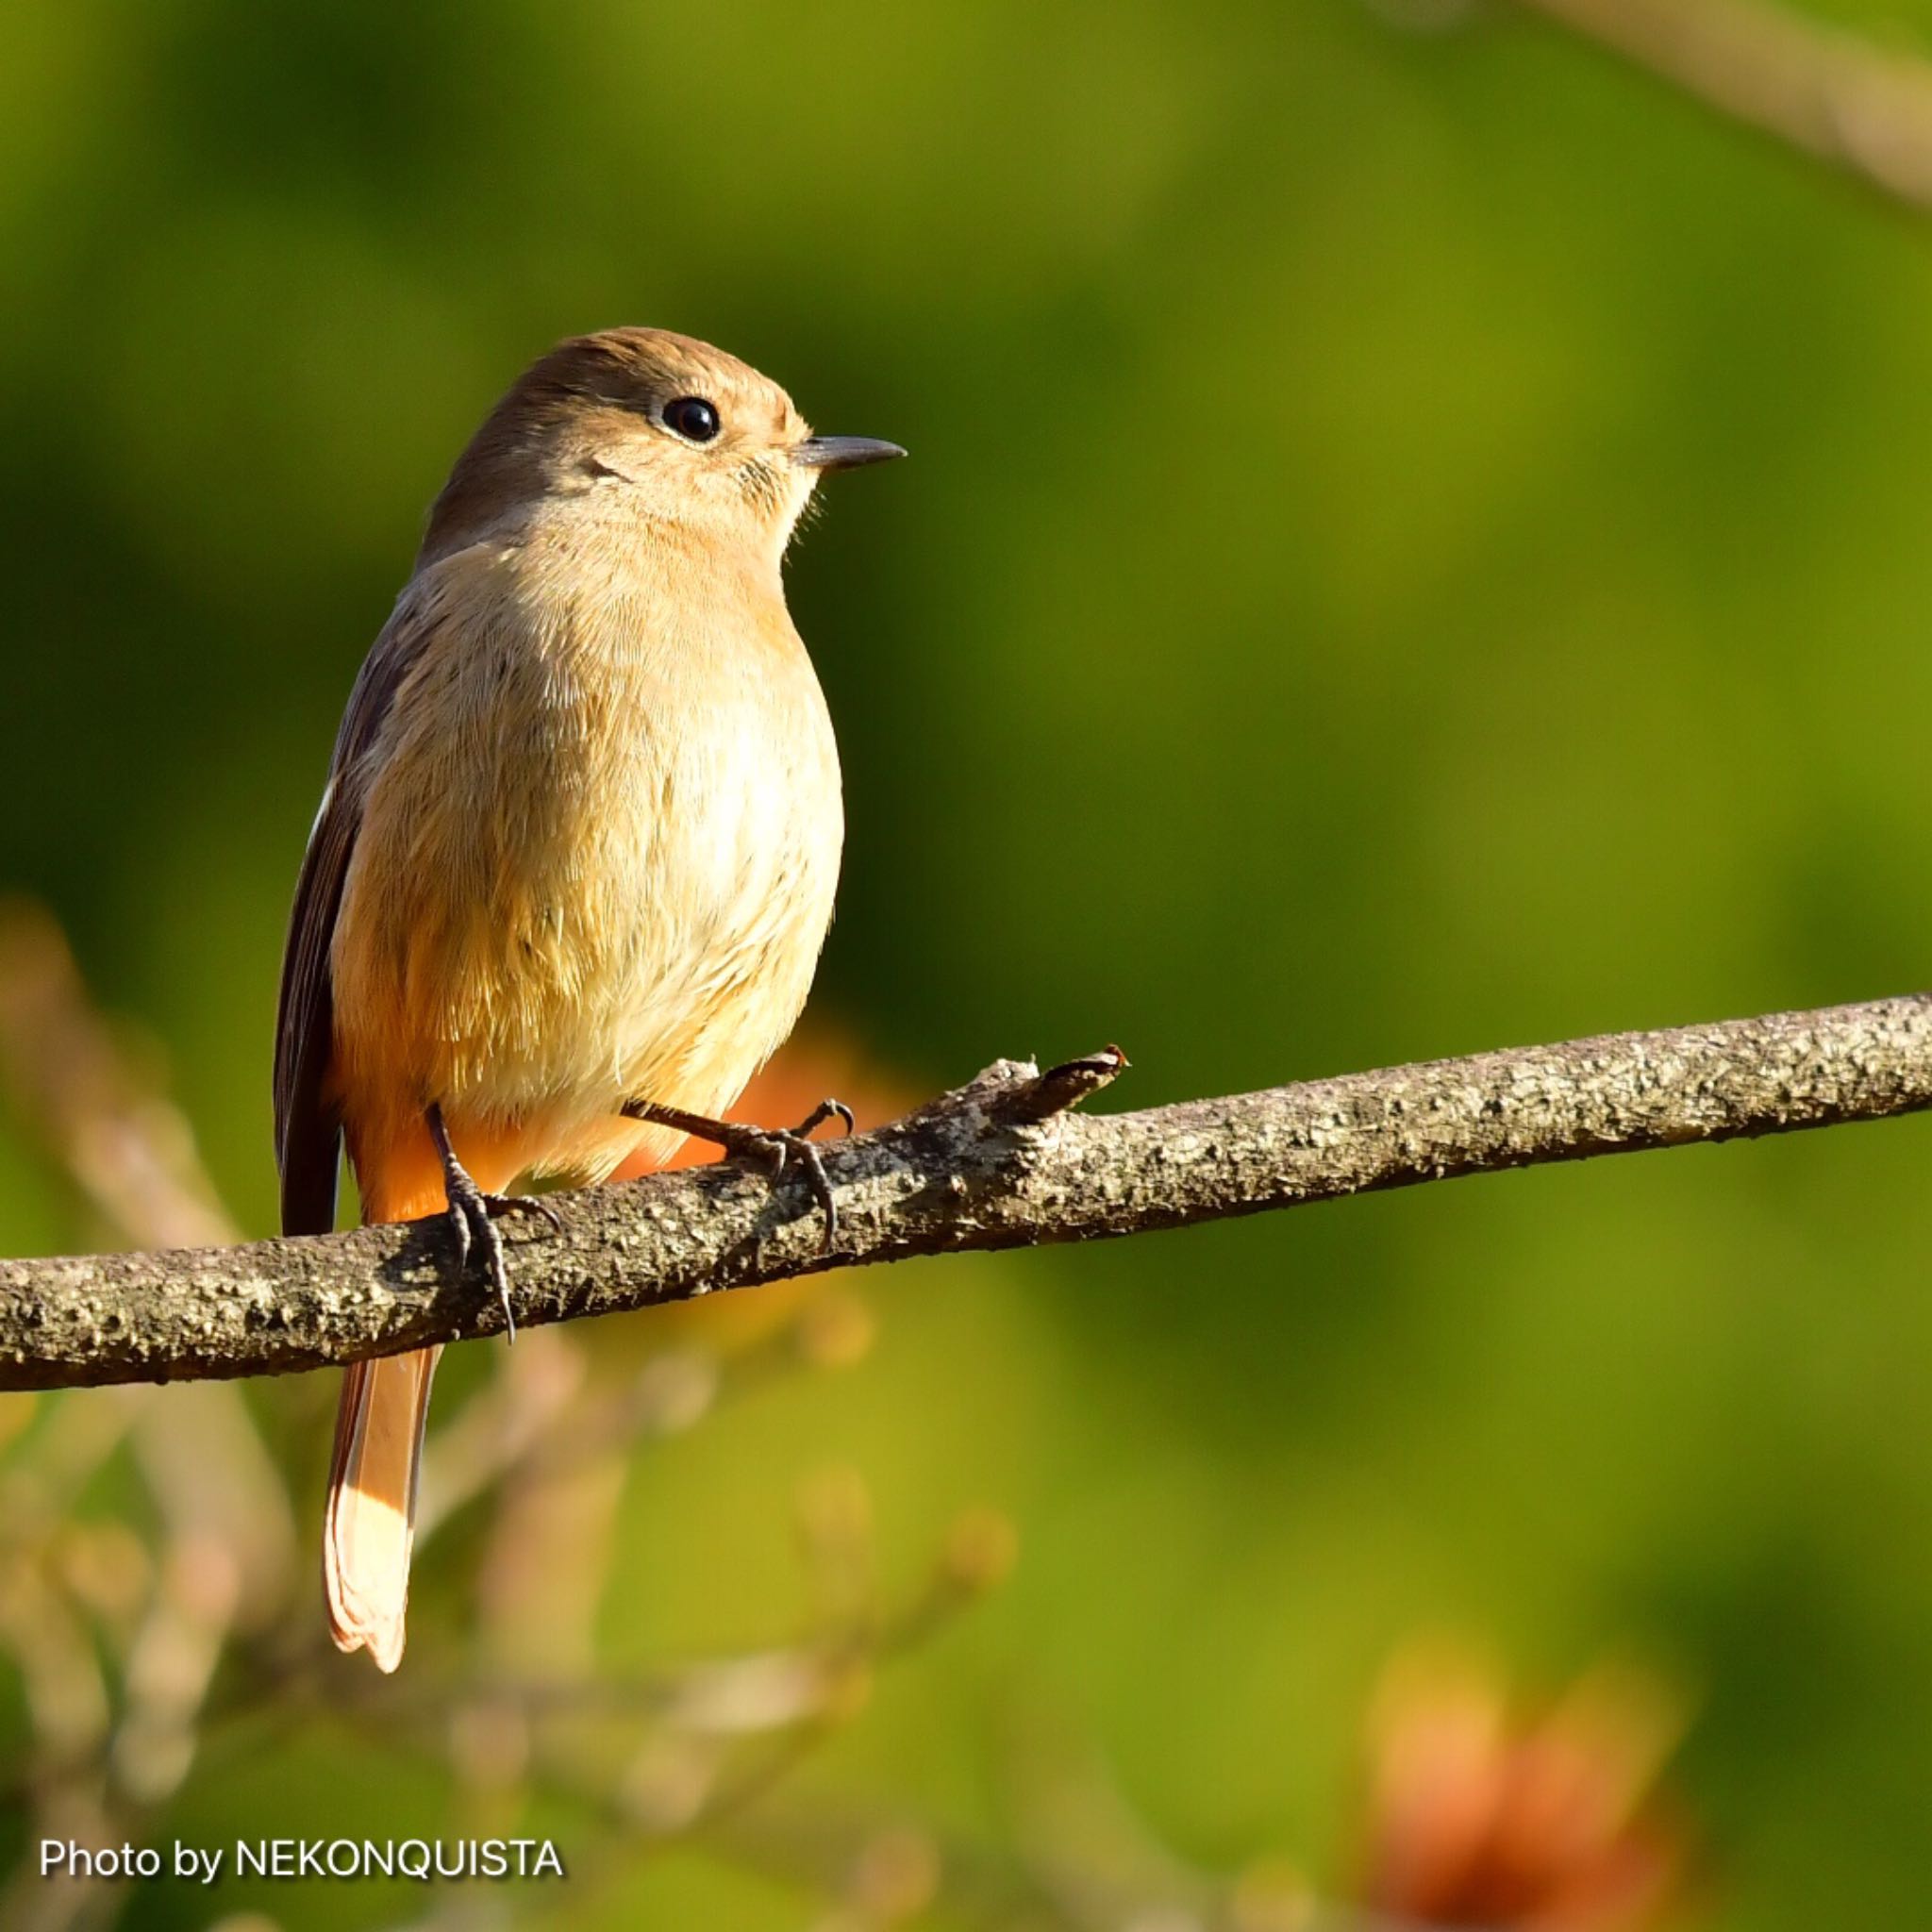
top-left (273, 326), bottom-right (902, 1672)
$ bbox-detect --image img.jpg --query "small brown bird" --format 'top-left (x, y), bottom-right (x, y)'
top-left (274, 327), bottom-right (901, 1671)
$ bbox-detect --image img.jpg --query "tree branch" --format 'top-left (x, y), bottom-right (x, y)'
top-left (4, 995), bottom-right (1930, 1392)
top-left (1508, 0), bottom-right (1932, 213)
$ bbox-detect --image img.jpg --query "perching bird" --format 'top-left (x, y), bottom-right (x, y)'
top-left (273, 327), bottom-right (902, 1671)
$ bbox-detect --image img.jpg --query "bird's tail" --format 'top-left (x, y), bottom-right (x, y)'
top-left (324, 1127), bottom-right (522, 1674)
top-left (325, 1344), bottom-right (441, 1673)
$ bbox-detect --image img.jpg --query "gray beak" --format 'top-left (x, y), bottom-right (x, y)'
top-left (792, 435), bottom-right (907, 472)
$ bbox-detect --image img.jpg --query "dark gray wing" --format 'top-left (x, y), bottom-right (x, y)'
top-left (274, 584), bottom-right (446, 1235)
top-left (275, 773), bottom-right (357, 1235)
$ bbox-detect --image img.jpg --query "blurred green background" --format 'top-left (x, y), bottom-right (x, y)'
top-left (6, 0), bottom-right (1932, 1925)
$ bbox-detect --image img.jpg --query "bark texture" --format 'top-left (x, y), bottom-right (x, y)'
top-left (4, 997), bottom-right (1930, 1392)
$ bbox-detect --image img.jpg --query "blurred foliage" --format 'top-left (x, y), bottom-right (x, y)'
top-left (6, 0), bottom-right (1932, 1924)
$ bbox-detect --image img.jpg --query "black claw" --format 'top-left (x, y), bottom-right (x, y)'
top-left (746, 1129), bottom-right (837, 1250)
top-left (441, 1179), bottom-right (517, 1342)
top-left (790, 1096), bottom-right (855, 1141)
top-left (624, 1097), bottom-right (843, 1251)
top-left (425, 1104), bottom-right (559, 1345)
top-left (446, 1197), bottom-right (474, 1274)
top-left (794, 1138), bottom-right (839, 1248)
top-left (483, 1191), bottom-right (564, 1233)
top-left (475, 1211), bottom-right (515, 1344)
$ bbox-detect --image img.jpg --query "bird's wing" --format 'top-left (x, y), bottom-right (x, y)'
top-left (274, 581), bottom-right (446, 1236)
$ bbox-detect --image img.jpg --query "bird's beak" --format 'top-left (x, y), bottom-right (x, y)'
top-left (791, 435), bottom-right (907, 472)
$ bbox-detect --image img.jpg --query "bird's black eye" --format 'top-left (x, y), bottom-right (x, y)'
top-left (662, 395), bottom-right (721, 443)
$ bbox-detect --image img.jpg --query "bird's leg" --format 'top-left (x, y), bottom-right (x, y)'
top-left (622, 1096), bottom-right (855, 1248)
top-left (425, 1103), bottom-right (561, 1343)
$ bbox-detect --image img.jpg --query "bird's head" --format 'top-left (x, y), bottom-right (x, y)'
top-left (422, 326), bottom-right (903, 567)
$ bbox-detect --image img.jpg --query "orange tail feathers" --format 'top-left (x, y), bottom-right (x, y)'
top-left (325, 1122), bottom-right (525, 1673)
top-left (326, 1346), bottom-right (441, 1672)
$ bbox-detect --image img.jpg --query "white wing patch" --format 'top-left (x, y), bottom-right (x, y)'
top-left (307, 777), bottom-right (337, 848)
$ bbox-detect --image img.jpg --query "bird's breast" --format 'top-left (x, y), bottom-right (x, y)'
top-left (330, 549), bottom-right (843, 1141)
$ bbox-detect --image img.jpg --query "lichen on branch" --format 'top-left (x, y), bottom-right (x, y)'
top-left (3, 996), bottom-right (1931, 1392)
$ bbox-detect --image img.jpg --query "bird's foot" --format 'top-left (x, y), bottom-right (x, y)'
top-left (624, 1096), bottom-right (854, 1249)
top-left (426, 1106), bottom-right (561, 1343)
